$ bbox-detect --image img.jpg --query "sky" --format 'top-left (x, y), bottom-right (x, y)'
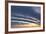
top-left (11, 6), bottom-right (40, 20)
